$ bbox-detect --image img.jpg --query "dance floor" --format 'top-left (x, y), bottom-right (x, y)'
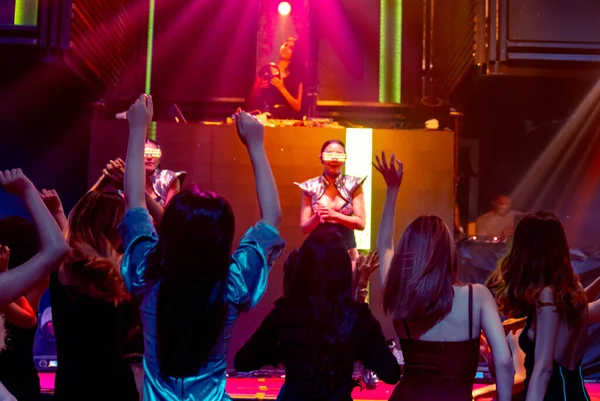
top-left (38, 373), bottom-right (600, 400)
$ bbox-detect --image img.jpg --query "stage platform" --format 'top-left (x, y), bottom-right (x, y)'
top-left (37, 373), bottom-right (600, 400)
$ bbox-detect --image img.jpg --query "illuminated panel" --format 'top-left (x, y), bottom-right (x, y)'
top-left (379, 0), bottom-right (388, 102)
top-left (379, 0), bottom-right (403, 103)
top-left (14, 0), bottom-right (38, 26)
top-left (393, 0), bottom-right (402, 103)
top-left (145, 0), bottom-right (155, 95)
top-left (345, 128), bottom-right (373, 251)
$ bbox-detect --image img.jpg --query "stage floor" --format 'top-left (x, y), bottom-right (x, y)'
top-left (38, 373), bottom-right (600, 400)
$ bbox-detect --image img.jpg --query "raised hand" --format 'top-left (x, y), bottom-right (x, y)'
top-left (103, 159), bottom-right (125, 190)
top-left (373, 151), bottom-right (403, 188)
top-left (126, 94), bottom-right (153, 131)
top-left (0, 169), bottom-right (35, 196)
top-left (354, 249), bottom-right (380, 302)
top-left (234, 109), bottom-right (264, 148)
top-left (40, 189), bottom-right (64, 215)
top-left (0, 246), bottom-right (9, 273)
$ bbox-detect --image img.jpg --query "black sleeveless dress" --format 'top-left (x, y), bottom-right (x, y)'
top-left (49, 272), bottom-right (138, 401)
top-left (390, 285), bottom-right (480, 401)
top-left (519, 317), bottom-right (590, 401)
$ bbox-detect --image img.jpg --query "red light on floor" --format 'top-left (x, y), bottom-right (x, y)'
top-left (278, 2), bottom-right (291, 16)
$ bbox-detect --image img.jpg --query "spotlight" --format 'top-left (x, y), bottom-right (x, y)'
top-left (278, 2), bottom-right (291, 16)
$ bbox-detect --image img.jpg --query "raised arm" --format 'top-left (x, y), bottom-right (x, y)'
top-left (526, 287), bottom-right (558, 401)
top-left (0, 169), bottom-right (69, 305)
top-left (235, 110), bottom-right (281, 228)
top-left (40, 189), bottom-right (67, 232)
top-left (124, 94), bottom-right (153, 212)
top-left (373, 151), bottom-right (403, 285)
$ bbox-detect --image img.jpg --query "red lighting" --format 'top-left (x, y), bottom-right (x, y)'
top-left (278, 2), bottom-right (291, 16)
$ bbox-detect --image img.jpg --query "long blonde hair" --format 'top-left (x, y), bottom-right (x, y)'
top-left (63, 191), bottom-right (129, 303)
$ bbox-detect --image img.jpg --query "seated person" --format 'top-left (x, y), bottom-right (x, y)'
top-left (476, 194), bottom-right (519, 239)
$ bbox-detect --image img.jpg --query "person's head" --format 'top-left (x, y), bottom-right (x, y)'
top-left (0, 216), bottom-right (39, 269)
top-left (492, 194), bottom-right (512, 217)
top-left (66, 191), bottom-right (124, 253)
top-left (320, 140), bottom-right (346, 178)
top-left (145, 139), bottom-right (162, 174)
top-left (279, 37), bottom-right (296, 61)
top-left (147, 185), bottom-right (235, 378)
top-left (488, 211), bottom-right (586, 328)
top-left (383, 215), bottom-right (458, 323)
top-left (290, 228), bottom-right (356, 343)
top-left (64, 191), bottom-right (128, 303)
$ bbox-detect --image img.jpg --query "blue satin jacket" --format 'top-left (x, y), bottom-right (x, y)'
top-left (118, 208), bottom-right (285, 400)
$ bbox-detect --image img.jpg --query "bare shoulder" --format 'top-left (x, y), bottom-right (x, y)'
top-left (538, 286), bottom-right (554, 303)
top-left (470, 283), bottom-right (495, 305)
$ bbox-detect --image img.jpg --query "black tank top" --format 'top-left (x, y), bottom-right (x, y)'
top-left (390, 285), bottom-right (480, 401)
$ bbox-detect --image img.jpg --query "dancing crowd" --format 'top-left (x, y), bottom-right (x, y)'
top-left (0, 94), bottom-right (596, 401)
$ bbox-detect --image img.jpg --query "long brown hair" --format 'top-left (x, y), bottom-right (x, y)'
top-left (383, 215), bottom-right (458, 323)
top-left (63, 191), bottom-right (129, 303)
top-left (488, 211), bottom-right (586, 328)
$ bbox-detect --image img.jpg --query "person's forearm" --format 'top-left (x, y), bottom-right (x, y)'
top-left (52, 209), bottom-right (68, 232)
top-left (0, 299), bottom-right (37, 328)
top-left (586, 276), bottom-right (600, 301)
top-left (247, 145), bottom-right (281, 228)
top-left (525, 368), bottom-right (551, 401)
top-left (377, 187), bottom-right (399, 283)
top-left (23, 187), bottom-right (68, 256)
top-left (124, 126), bottom-right (147, 211)
top-left (301, 213), bottom-right (321, 234)
top-left (378, 187), bottom-right (398, 252)
top-left (145, 192), bottom-right (164, 225)
top-left (89, 174), bottom-right (109, 192)
top-left (333, 213), bottom-right (365, 231)
top-left (278, 87), bottom-right (301, 112)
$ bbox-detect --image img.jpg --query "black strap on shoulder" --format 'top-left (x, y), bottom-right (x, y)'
top-left (468, 284), bottom-right (474, 340)
top-left (403, 320), bottom-right (412, 340)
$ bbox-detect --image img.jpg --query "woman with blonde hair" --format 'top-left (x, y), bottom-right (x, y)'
top-left (49, 190), bottom-right (138, 401)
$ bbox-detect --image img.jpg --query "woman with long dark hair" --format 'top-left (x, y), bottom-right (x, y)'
top-left (234, 228), bottom-right (399, 400)
top-left (50, 190), bottom-right (138, 401)
top-left (488, 211), bottom-right (590, 401)
top-left (248, 37), bottom-right (305, 118)
top-left (296, 139), bottom-right (365, 268)
top-left (119, 96), bottom-right (284, 400)
top-left (375, 152), bottom-right (513, 401)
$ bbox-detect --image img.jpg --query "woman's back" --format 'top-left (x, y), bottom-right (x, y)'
top-left (390, 284), bottom-right (483, 401)
top-left (519, 302), bottom-right (590, 401)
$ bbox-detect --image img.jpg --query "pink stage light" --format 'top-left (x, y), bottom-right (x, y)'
top-left (278, 2), bottom-right (291, 16)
